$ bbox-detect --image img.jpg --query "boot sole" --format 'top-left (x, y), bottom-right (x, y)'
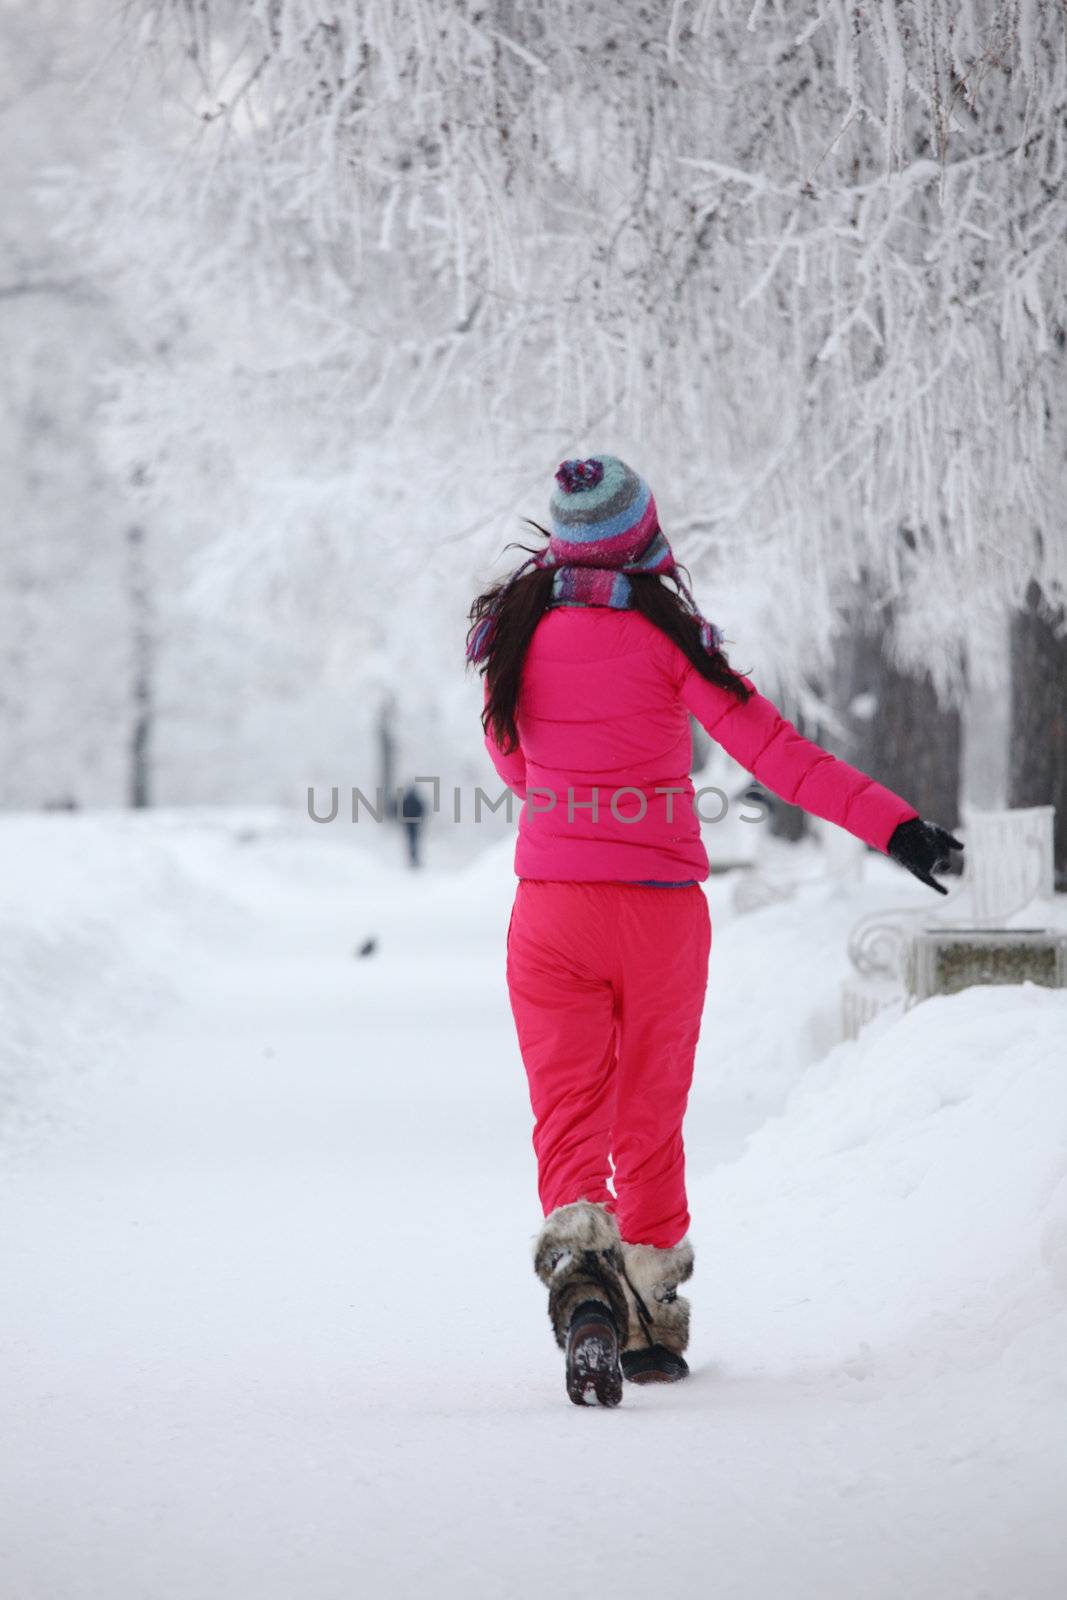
top-left (624, 1366), bottom-right (688, 1385)
top-left (566, 1316), bottom-right (623, 1408)
top-left (621, 1349), bottom-right (690, 1384)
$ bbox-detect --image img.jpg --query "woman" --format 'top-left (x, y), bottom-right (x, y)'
top-left (467, 454), bottom-right (962, 1408)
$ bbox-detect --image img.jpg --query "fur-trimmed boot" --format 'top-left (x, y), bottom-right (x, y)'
top-left (617, 1237), bottom-right (695, 1384)
top-left (533, 1200), bottom-right (630, 1408)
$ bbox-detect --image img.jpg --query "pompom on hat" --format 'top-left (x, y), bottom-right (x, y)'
top-left (466, 454), bottom-right (723, 663)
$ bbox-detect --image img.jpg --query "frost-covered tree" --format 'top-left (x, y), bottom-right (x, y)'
top-left (63, 0), bottom-right (1067, 832)
top-left (116, 2), bottom-right (1066, 657)
top-left (0, 1), bottom-right (135, 808)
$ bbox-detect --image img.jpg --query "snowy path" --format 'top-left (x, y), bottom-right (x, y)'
top-left (2, 814), bottom-right (1065, 1598)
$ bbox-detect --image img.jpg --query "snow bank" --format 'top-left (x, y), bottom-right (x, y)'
top-left (3, 812), bottom-right (1066, 1598)
top-left (0, 808), bottom-right (385, 1130)
top-left (696, 984), bottom-right (1067, 1379)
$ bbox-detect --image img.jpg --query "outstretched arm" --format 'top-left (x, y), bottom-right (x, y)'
top-left (482, 677), bottom-right (528, 799)
top-left (673, 650), bottom-right (918, 853)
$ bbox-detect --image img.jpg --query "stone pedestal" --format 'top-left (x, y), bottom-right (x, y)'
top-left (907, 929), bottom-right (1067, 1001)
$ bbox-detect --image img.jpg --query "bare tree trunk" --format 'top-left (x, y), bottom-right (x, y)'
top-left (377, 692), bottom-right (397, 819)
top-left (872, 658), bottom-right (961, 829)
top-left (1009, 581), bottom-right (1067, 886)
top-left (834, 600), bottom-right (962, 831)
top-left (127, 524), bottom-right (152, 809)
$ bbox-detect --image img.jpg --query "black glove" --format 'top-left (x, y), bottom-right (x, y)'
top-left (887, 817), bottom-right (965, 895)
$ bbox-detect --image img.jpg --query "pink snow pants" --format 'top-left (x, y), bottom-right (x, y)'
top-left (505, 880), bottom-right (712, 1250)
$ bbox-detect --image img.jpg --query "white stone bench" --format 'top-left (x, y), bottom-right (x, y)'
top-left (841, 804), bottom-right (1059, 1039)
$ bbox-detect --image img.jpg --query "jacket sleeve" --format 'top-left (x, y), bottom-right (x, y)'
top-left (670, 645), bottom-right (919, 853)
top-left (482, 677), bottom-right (528, 799)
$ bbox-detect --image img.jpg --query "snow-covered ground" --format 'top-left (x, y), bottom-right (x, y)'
top-left (2, 811), bottom-right (1065, 1599)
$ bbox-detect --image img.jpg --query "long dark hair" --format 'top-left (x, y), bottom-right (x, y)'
top-left (467, 521), bottom-right (752, 754)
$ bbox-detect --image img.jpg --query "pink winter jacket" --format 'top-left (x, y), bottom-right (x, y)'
top-left (483, 607), bottom-right (918, 883)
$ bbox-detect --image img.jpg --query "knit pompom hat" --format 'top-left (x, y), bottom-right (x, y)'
top-left (548, 455), bottom-right (661, 567)
top-left (465, 452), bottom-right (723, 663)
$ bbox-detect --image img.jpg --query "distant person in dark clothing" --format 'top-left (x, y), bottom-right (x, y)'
top-left (400, 783), bottom-right (426, 869)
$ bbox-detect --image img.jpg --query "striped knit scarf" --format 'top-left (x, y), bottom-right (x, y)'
top-left (466, 529), bottom-right (723, 665)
